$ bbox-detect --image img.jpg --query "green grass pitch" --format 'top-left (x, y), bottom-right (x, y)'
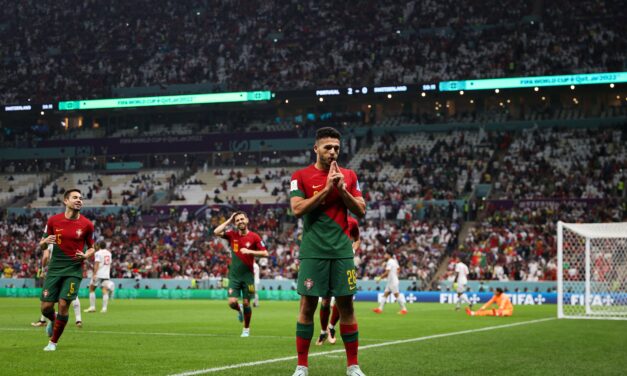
top-left (0, 298), bottom-right (625, 375)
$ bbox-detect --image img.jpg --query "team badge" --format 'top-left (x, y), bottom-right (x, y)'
top-left (76, 229), bottom-right (83, 238)
top-left (228, 288), bottom-right (233, 295)
top-left (304, 278), bottom-right (314, 291)
top-left (43, 289), bottom-right (49, 297)
top-left (246, 242), bottom-right (251, 247)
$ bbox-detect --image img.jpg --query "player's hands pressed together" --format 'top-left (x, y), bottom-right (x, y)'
top-left (328, 161), bottom-right (346, 192)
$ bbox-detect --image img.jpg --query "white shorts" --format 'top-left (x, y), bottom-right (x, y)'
top-left (90, 278), bottom-right (110, 288)
top-left (456, 283), bottom-right (467, 294)
top-left (384, 281), bottom-right (400, 294)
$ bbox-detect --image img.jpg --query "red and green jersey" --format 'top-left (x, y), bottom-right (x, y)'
top-left (45, 213), bottom-right (95, 278)
top-left (221, 230), bottom-right (266, 279)
top-left (290, 164), bottom-right (363, 259)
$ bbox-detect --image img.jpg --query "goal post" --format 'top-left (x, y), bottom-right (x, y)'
top-left (557, 221), bottom-right (627, 320)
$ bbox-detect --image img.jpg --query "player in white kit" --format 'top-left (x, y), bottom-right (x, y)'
top-left (84, 242), bottom-right (113, 313)
top-left (454, 257), bottom-right (473, 310)
top-left (253, 261), bottom-right (260, 307)
top-left (373, 250), bottom-right (407, 314)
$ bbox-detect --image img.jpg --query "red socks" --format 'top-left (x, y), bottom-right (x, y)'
top-left (243, 306), bottom-right (252, 328)
top-left (340, 323), bottom-right (359, 366)
top-left (50, 314), bottom-right (68, 344)
top-left (296, 322), bottom-right (314, 367)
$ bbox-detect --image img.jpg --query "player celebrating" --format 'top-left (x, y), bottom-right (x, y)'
top-left (290, 127), bottom-right (366, 376)
top-left (319, 215), bottom-right (360, 346)
top-left (453, 257), bottom-right (473, 311)
top-left (214, 211), bottom-right (269, 337)
top-left (39, 189), bottom-right (95, 351)
top-left (466, 288), bottom-right (513, 317)
top-left (372, 250), bottom-right (407, 314)
top-left (33, 231), bottom-right (85, 328)
top-left (84, 241), bottom-right (113, 313)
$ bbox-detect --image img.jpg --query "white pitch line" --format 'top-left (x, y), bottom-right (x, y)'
top-left (169, 317), bottom-right (555, 376)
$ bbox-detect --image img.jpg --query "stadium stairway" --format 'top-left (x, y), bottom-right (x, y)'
top-left (2, 172), bottom-right (57, 209)
top-left (155, 167), bottom-right (197, 205)
top-left (429, 220), bottom-right (476, 289)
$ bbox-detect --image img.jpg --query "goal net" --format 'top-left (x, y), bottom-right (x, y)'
top-left (558, 222), bottom-right (627, 320)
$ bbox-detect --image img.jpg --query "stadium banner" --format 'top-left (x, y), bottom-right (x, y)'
top-left (58, 91), bottom-right (272, 111)
top-left (354, 291), bottom-right (626, 306)
top-left (1, 288), bottom-right (624, 305)
top-left (439, 71), bottom-right (627, 91)
top-left (39, 131), bottom-right (305, 154)
top-left (488, 198), bottom-right (603, 210)
top-left (0, 288), bottom-right (300, 301)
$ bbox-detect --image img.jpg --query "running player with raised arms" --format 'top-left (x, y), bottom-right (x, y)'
top-left (40, 189), bottom-right (95, 351)
top-left (290, 127), bottom-right (366, 376)
top-left (214, 211), bottom-right (269, 337)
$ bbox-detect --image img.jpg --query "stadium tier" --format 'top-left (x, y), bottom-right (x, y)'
top-left (1, 1), bottom-right (625, 103)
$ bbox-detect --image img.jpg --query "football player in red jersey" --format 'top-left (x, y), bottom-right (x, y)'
top-left (40, 189), bottom-right (95, 351)
top-left (290, 127), bottom-right (366, 376)
top-left (214, 211), bottom-right (269, 337)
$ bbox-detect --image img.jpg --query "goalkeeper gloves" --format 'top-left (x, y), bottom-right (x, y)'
top-left (375, 276), bottom-right (381, 283)
top-left (452, 282), bottom-right (458, 291)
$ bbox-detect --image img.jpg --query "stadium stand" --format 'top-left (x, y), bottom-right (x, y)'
top-left (0, 0), bottom-right (624, 102)
top-left (27, 170), bottom-right (181, 207)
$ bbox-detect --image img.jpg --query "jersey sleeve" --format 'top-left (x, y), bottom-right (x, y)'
top-left (385, 259), bottom-right (392, 271)
top-left (222, 230), bottom-right (235, 241)
top-left (290, 170), bottom-right (305, 199)
top-left (95, 251), bottom-right (102, 263)
top-left (348, 170), bottom-right (362, 198)
top-left (46, 218), bottom-right (54, 235)
top-left (85, 221), bottom-right (95, 248)
top-left (481, 295), bottom-right (497, 310)
top-left (254, 234), bottom-right (267, 251)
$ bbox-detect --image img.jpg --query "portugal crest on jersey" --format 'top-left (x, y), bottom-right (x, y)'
top-left (304, 278), bottom-right (314, 290)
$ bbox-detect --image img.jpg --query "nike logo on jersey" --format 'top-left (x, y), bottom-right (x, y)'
top-left (313, 184), bottom-right (323, 189)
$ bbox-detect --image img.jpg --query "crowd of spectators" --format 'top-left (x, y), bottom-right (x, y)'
top-left (357, 130), bottom-right (498, 201)
top-left (2, 124), bottom-right (625, 286)
top-left (1, 0), bottom-right (624, 103)
top-left (0, 204), bottom-right (458, 290)
top-left (488, 127), bottom-right (626, 199)
top-left (442, 199), bottom-right (626, 283)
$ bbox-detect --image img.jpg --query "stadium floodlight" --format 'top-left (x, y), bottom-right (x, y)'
top-left (557, 222), bottom-right (627, 320)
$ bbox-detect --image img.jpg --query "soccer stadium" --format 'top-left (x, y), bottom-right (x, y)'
top-left (0, 1), bottom-right (626, 375)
